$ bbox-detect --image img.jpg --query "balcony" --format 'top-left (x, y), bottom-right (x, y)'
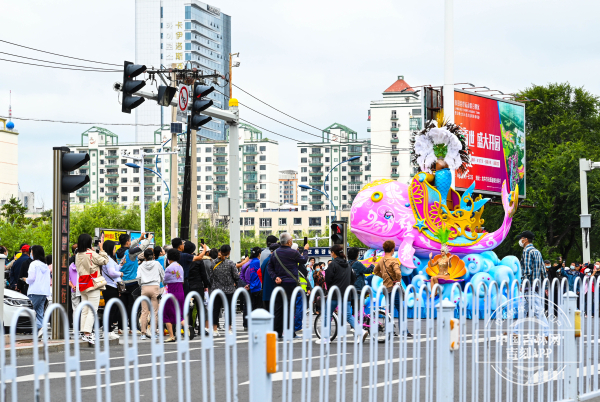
top-left (144, 191), bottom-right (155, 195)
top-left (105, 192), bottom-right (118, 196)
top-left (144, 182), bottom-right (153, 187)
top-left (349, 171), bottom-right (361, 176)
top-left (244, 189), bottom-right (257, 193)
top-left (309, 172), bottom-right (323, 176)
top-left (214, 180), bottom-right (228, 185)
top-left (391, 138), bottom-right (399, 143)
top-left (391, 150), bottom-right (399, 155)
top-left (309, 162), bottom-right (323, 167)
top-left (349, 180), bottom-right (362, 185)
top-left (348, 160), bottom-right (362, 166)
top-left (391, 173), bottom-right (400, 178)
top-left (76, 190), bottom-right (90, 196)
top-left (244, 160), bottom-right (257, 165)
top-left (105, 155), bottom-right (119, 159)
top-left (243, 150), bottom-right (258, 156)
top-left (391, 115), bottom-right (398, 121)
top-left (309, 191), bottom-right (323, 196)
top-left (244, 177), bottom-right (258, 184)
top-left (105, 183), bottom-right (118, 187)
top-left (215, 189), bottom-right (228, 194)
top-left (105, 164), bottom-right (118, 168)
top-left (214, 160), bottom-right (228, 166)
top-left (309, 180), bottom-right (323, 186)
top-left (310, 200), bottom-right (324, 205)
top-left (309, 152), bottom-right (323, 157)
top-left (349, 189), bottom-right (360, 195)
top-left (213, 150), bottom-right (227, 156)
top-left (409, 117), bottom-right (422, 131)
top-left (348, 151), bottom-right (362, 157)
top-left (244, 198), bottom-right (258, 203)
top-left (391, 127), bottom-right (400, 132)
top-left (391, 161), bottom-right (399, 166)
top-left (214, 170), bottom-right (227, 175)
top-left (105, 173), bottom-right (119, 178)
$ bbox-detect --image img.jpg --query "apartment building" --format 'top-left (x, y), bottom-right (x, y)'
top-left (68, 123), bottom-right (279, 211)
top-left (279, 170), bottom-right (298, 205)
top-left (369, 75), bottom-right (422, 184)
top-left (296, 123), bottom-right (371, 214)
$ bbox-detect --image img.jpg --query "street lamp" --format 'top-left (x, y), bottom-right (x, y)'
top-left (228, 52), bottom-right (240, 99)
top-left (124, 161), bottom-right (171, 247)
top-left (299, 155), bottom-right (360, 246)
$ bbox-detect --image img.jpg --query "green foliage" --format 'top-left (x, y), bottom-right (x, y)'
top-left (483, 83), bottom-right (600, 263)
top-left (434, 225), bottom-right (451, 244)
top-left (0, 197), bottom-right (27, 225)
top-left (0, 197), bottom-right (52, 254)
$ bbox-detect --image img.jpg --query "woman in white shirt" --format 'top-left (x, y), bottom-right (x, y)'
top-left (101, 240), bottom-right (123, 340)
top-left (26, 245), bottom-right (51, 338)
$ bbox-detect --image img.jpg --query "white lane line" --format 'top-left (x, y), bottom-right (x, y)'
top-left (239, 357), bottom-right (414, 384)
top-left (81, 376), bottom-right (171, 390)
top-left (9, 360), bottom-right (198, 383)
top-left (363, 375), bottom-right (427, 388)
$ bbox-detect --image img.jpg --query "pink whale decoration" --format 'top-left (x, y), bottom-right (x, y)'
top-left (350, 176), bottom-right (518, 270)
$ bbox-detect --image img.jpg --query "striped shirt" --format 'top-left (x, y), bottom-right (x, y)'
top-left (521, 244), bottom-right (547, 284)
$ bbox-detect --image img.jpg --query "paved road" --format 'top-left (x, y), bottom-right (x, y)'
top-left (5, 312), bottom-right (587, 402)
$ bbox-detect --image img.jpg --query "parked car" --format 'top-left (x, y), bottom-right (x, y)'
top-left (3, 289), bottom-right (36, 333)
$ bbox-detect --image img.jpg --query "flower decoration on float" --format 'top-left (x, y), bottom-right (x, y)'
top-left (410, 111), bottom-right (471, 178)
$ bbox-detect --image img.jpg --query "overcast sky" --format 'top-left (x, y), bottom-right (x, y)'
top-left (2, 0), bottom-right (599, 207)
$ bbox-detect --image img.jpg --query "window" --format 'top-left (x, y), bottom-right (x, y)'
top-left (197, 185), bottom-right (202, 191)
top-left (99, 169), bottom-right (104, 174)
top-left (260, 218), bottom-right (272, 228)
top-left (133, 177), bottom-right (139, 183)
top-left (260, 203), bottom-right (267, 208)
top-left (342, 147), bottom-right (346, 152)
top-left (342, 176), bottom-right (347, 181)
top-left (325, 148), bottom-right (330, 153)
top-left (133, 149), bottom-right (140, 155)
top-left (206, 185), bottom-right (212, 191)
top-left (134, 196), bottom-right (139, 201)
top-left (301, 195), bottom-right (309, 201)
top-left (205, 166), bottom-right (212, 172)
top-left (206, 194), bottom-right (212, 200)
top-left (259, 165), bottom-right (266, 171)
top-left (325, 157), bottom-right (330, 163)
top-left (100, 188), bottom-right (104, 193)
top-left (309, 217), bottom-right (321, 227)
top-left (260, 174), bottom-right (266, 180)
top-left (392, 110), bottom-right (397, 118)
top-left (342, 195), bottom-right (347, 200)
top-left (197, 166), bottom-right (202, 172)
top-left (364, 156), bottom-right (368, 161)
top-left (259, 193), bottom-right (266, 199)
top-left (301, 158), bottom-right (307, 163)
top-left (121, 196), bottom-right (127, 202)
top-left (334, 177), bottom-right (338, 181)
top-left (205, 157), bottom-right (212, 162)
top-left (260, 184), bottom-right (266, 189)
top-left (294, 218), bottom-right (302, 225)
top-left (300, 148), bottom-right (307, 153)
top-left (206, 176), bottom-right (212, 181)
top-left (133, 186), bottom-right (139, 192)
top-left (334, 196), bottom-right (338, 200)
top-left (244, 217), bottom-right (255, 226)
top-left (342, 185), bottom-right (347, 191)
top-left (100, 151), bottom-right (104, 156)
top-left (133, 168), bottom-right (139, 173)
top-left (197, 194), bottom-right (202, 200)
top-left (121, 187), bottom-right (128, 192)
top-left (301, 176), bottom-right (308, 182)
top-left (342, 166), bottom-right (346, 172)
top-left (260, 146), bottom-right (266, 152)
top-left (301, 167), bottom-right (307, 172)
top-left (205, 147), bottom-right (211, 153)
top-left (334, 158), bottom-right (338, 162)
top-left (121, 178), bottom-right (127, 183)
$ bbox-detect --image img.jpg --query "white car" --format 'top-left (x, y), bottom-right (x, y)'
top-left (3, 289), bottom-right (35, 333)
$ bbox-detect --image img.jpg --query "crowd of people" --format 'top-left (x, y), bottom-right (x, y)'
top-left (6, 228), bottom-right (599, 344)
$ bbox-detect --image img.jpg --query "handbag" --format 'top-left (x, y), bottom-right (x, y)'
top-left (117, 281), bottom-right (127, 293)
top-left (382, 259), bottom-right (401, 287)
top-left (83, 271), bottom-right (107, 293)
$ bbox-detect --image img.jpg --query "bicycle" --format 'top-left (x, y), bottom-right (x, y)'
top-left (313, 302), bottom-right (398, 342)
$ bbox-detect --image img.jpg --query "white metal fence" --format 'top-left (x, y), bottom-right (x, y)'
top-left (1, 278), bottom-right (599, 402)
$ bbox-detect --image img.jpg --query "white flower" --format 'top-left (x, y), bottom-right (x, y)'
top-left (413, 127), bottom-right (463, 172)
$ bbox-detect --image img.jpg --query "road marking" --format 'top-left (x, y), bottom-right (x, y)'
top-left (81, 376), bottom-right (171, 390)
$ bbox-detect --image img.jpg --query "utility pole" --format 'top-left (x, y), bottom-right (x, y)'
top-left (579, 158), bottom-right (600, 262)
top-left (228, 99), bottom-right (241, 263)
top-left (229, 53), bottom-right (240, 99)
top-left (191, 127), bottom-right (198, 245)
top-left (170, 66), bottom-right (178, 240)
top-left (180, 115), bottom-right (192, 240)
top-left (443, 0), bottom-right (454, 119)
top-left (139, 151), bottom-right (146, 232)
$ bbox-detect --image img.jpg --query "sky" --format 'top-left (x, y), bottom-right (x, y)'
top-left (2, 0), bottom-right (599, 208)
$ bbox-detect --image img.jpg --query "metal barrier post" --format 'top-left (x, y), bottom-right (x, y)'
top-left (249, 308), bottom-right (274, 402)
top-left (437, 299), bottom-right (456, 402)
top-left (564, 291), bottom-right (578, 401)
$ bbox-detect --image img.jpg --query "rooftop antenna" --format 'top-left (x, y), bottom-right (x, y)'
top-left (8, 90), bottom-right (11, 122)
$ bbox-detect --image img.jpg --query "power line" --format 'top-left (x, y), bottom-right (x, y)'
top-left (0, 116), bottom-right (160, 126)
top-left (0, 39), bottom-right (122, 66)
top-left (0, 58), bottom-right (122, 72)
top-left (0, 51), bottom-right (121, 71)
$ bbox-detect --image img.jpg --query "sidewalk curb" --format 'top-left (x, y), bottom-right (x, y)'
top-left (7, 338), bottom-right (120, 357)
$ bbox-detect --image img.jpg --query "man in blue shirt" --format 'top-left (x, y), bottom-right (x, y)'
top-left (10, 245), bottom-right (30, 291)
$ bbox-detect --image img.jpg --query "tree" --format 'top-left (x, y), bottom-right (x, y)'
top-left (0, 197), bottom-right (27, 225)
top-left (482, 83), bottom-right (600, 262)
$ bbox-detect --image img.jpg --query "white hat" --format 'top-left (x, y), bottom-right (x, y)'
top-left (291, 243), bottom-right (299, 250)
top-left (585, 268), bottom-right (591, 274)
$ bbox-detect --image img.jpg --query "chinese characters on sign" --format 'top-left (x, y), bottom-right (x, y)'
top-left (307, 248), bottom-right (331, 257)
top-left (164, 21), bottom-right (184, 69)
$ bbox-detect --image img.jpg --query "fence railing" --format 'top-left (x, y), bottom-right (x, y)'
top-left (2, 277), bottom-right (600, 402)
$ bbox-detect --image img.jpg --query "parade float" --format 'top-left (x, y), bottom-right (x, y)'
top-left (351, 115), bottom-right (521, 318)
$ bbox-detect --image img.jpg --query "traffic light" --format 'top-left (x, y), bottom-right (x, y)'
top-left (157, 85), bottom-right (177, 106)
top-left (121, 61), bottom-right (147, 113)
top-left (190, 82), bottom-right (214, 130)
top-left (60, 149), bottom-right (90, 193)
top-left (331, 220), bottom-right (348, 257)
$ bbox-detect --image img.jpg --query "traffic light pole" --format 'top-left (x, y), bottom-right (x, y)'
top-left (170, 67), bottom-right (178, 240)
top-left (180, 115), bottom-right (192, 240)
top-left (228, 99), bottom-right (241, 263)
top-left (51, 147), bottom-right (64, 340)
top-left (191, 127), bottom-right (198, 245)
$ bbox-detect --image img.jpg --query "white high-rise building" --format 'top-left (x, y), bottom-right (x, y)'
top-left (135, 0), bottom-right (231, 142)
top-left (66, 124), bottom-right (280, 212)
top-left (279, 170), bottom-right (298, 206)
top-left (369, 75), bottom-right (422, 184)
top-left (297, 123), bottom-right (371, 215)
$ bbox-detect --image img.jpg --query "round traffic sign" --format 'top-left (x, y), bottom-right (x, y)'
top-left (178, 86), bottom-right (189, 111)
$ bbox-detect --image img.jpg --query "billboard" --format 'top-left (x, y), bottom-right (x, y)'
top-left (454, 90), bottom-right (526, 198)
